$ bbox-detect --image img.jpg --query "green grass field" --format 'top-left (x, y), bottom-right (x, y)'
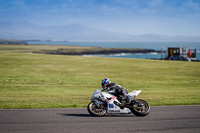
top-left (0, 44), bottom-right (200, 109)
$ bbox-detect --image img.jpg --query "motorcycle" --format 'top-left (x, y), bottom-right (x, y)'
top-left (87, 88), bottom-right (150, 116)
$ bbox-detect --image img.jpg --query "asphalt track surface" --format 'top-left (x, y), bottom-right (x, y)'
top-left (0, 105), bottom-right (199, 133)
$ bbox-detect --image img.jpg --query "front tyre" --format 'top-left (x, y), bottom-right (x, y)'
top-left (130, 99), bottom-right (150, 116)
top-left (87, 102), bottom-right (106, 116)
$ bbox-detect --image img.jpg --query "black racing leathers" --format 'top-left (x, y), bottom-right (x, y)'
top-left (105, 82), bottom-right (128, 108)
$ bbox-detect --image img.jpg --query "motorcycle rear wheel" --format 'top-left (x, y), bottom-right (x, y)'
top-left (130, 99), bottom-right (150, 116)
top-left (87, 102), bottom-right (106, 116)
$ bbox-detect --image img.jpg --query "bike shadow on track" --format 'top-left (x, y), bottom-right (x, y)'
top-left (58, 113), bottom-right (91, 117)
top-left (58, 113), bottom-right (135, 117)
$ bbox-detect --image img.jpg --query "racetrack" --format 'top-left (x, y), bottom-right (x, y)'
top-left (0, 105), bottom-right (199, 133)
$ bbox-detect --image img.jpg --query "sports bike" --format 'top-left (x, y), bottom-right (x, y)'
top-left (87, 88), bottom-right (150, 116)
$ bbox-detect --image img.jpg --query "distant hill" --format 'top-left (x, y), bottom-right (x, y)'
top-left (0, 21), bottom-right (200, 42)
top-left (0, 39), bottom-right (27, 44)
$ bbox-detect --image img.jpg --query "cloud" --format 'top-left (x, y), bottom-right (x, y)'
top-left (12, 0), bottom-right (29, 9)
top-left (149, 0), bottom-right (163, 7)
top-left (0, 0), bottom-right (200, 36)
top-left (183, 0), bottom-right (200, 11)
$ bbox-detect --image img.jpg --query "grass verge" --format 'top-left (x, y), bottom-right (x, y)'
top-left (0, 44), bottom-right (200, 109)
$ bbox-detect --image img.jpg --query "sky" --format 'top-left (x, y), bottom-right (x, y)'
top-left (0, 0), bottom-right (200, 36)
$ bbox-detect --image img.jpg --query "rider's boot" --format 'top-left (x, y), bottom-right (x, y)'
top-left (114, 101), bottom-right (125, 109)
top-left (126, 95), bottom-right (132, 104)
top-left (119, 96), bottom-right (132, 109)
top-left (119, 100), bottom-right (126, 109)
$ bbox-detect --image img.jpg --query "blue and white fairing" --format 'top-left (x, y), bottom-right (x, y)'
top-left (106, 90), bottom-right (142, 114)
top-left (106, 97), bottom-right (131, 114)
top-left (91, 89), bottom-right (142, 114)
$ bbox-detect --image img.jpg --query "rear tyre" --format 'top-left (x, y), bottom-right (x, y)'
top-left (87, 102), bottom-right (106, 116)
top-left (129, 99), bottom-right (150, 116)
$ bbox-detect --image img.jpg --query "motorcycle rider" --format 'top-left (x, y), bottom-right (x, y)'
top-left (101, 78), bottom-right (130, 109)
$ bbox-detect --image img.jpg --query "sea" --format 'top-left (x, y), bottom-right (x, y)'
top-left (28, 41), bottom-right (200, 60)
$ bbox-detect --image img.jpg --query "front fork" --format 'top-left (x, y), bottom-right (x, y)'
top-left (94, 99), bottom-right (106, 109)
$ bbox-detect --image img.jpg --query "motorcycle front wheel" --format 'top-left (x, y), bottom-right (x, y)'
top-left (87, 102), bottom-right (106, 116)
top-left (129, 99), bottom-right (150, 116)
